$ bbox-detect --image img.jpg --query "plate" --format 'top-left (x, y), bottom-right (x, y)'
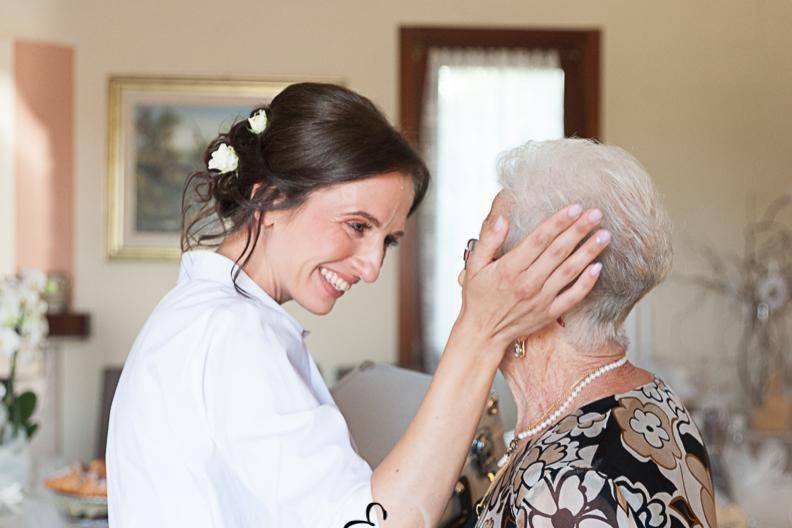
top-left (48, 490), bottom-right (108, 520)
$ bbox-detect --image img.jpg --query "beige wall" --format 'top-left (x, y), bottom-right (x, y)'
top-left (4, 0), bottom-right (792, 461)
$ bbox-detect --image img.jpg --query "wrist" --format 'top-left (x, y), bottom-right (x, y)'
top-left (445, 316), bottom-right (507, 372)
top-left (453, 309), bottom-right (514, 349)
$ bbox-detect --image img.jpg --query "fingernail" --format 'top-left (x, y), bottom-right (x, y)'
top-left (589, 262), bottom-right (603, 276)
top-left (493, 215), bottom-right (505, 231)
top-left (567, 204), bottom-right (583, 219)
top-left (588, 209), bottom-right (603, 223)
top-left (596, 230), bottom-right (612, 246)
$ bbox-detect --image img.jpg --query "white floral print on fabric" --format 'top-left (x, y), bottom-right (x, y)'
top-left (516, 467), bottom-right (627, 528)
top-left (629, 409), bottom-right (670, 448)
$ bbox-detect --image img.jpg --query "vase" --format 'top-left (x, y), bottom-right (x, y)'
top-left (0, 431), bottom-right (32, 513)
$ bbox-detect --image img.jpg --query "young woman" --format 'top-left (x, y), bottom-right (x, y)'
top-left (106, 83), bottom-right (611, 528)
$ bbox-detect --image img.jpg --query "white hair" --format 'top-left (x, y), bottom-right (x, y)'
top-left (498, 138), bottom-right (673, 350)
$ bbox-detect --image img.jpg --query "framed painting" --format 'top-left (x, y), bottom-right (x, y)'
top-left (106, 75), bottom-right (338, 259)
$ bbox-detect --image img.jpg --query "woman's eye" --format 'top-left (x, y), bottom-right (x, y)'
top-left (348, 222), bottom-right (370, 234)
top-left (385, 236), bottom-right (400, 248)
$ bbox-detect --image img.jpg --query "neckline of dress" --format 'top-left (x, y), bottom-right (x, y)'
top-left (575, 376), bottom-right (660, 412)
top-left (521, 376), bottom-right (663, 446)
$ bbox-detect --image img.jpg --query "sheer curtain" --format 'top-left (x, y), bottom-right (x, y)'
top-left (420, 47), bottom-right (565, 370)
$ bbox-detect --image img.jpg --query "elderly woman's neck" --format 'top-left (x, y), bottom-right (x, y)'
top-left (502, 335), bottom-right (650, 435)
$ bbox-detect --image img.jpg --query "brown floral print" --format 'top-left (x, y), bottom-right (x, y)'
top-left (613, 397), bottom-right (682, 470)
top-left (474, 378), bottom-right (713, 528)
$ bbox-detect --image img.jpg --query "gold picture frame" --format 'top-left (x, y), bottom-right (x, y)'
top-left (106, 75), bottom-right (339, 260)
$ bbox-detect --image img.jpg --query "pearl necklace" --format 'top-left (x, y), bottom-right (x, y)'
top-left (496, 356), bottom-right (628, 468)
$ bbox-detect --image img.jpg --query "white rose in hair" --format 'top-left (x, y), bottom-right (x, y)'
top-left (207, 144), bottom-right (239, 174)
top-left (248, 110), bottom-right (268, 134)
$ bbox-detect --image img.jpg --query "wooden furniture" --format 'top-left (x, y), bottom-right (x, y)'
top-left (46, 313), bottom-right (90, 338)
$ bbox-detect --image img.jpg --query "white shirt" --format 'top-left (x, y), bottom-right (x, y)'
top-left (107, 251), bottom-right (376, 528)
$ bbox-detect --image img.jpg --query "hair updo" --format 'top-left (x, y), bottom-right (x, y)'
top-left (181, 82), bottom-right (430, 288)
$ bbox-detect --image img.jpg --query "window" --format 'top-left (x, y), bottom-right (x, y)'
top-left (399, 27), bottom-right (600, 370)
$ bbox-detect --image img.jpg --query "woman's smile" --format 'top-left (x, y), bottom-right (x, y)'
top-left (318, 267), bottom-right (354, 298)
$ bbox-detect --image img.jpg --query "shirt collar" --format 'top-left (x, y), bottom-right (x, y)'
top-left (179, 250), bottom-right (309, 338)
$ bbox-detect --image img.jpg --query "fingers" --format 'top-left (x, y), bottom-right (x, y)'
top-left (465, 215), bottom-right (508, 277)
top-left (547, 262), bottom-right (603, 317)
top-left (502, 260), bottom-right (601, 339)
top-left (516, 209), bottom-right (606, 292)
top-left (498, 204), bottom-right (585, 276)
top-left (540, 228), bottom-right (611, 297)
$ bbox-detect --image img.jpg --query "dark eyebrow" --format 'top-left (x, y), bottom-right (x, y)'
top-left (347, 210), bottom-right (404, 237)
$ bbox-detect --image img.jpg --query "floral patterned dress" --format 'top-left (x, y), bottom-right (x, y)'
top-left (474, 378), bottom-right (715, 528)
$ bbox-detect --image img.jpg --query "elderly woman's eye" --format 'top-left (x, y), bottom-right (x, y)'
top-left (385, 236), bottom-right (399, 248)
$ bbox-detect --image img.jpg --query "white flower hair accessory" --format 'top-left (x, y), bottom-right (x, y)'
top-left (207, 144), bottom-right (239, 174)
top-left (248, 109), bottom-right (268, 134)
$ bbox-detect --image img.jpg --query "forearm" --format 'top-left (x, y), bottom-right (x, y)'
top-left (371, 319), bottom-right (504, 528)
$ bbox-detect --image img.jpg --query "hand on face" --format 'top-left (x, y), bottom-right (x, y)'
top-left (457, 192), bottom-right (611, 354)
top-left (263, 172), bottom-right (414, 315)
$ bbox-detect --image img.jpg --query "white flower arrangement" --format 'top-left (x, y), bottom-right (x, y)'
top-left (207, 144), bottom-right (239, 174)
top-left (248, 109), bottom-right (268, 134)
top-left (0, 328), bottom-right (20, 358)
top-left (0, 268), bottom-right (49, 444)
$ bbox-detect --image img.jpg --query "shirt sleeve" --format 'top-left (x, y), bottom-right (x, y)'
top-left (202, 302), bottom-right (378, 528)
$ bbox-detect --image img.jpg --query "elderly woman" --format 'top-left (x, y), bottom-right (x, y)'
top-left (473, 139), bottom-right (714, 528)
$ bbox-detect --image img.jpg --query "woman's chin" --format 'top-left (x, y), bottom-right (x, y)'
top-left (294, 292), bottom-right (336, 316)
top-left (307, 302), bottom-right (334, 316)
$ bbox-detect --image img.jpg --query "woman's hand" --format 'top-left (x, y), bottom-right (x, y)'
top-left (457, 198), bottom-right (610, 354)
top-left (371, 199), bottom-right (610, 528)
top-left (372, 198), bottom-right (611, 528)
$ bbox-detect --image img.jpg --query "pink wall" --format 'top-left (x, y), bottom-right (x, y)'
top-left (14, 40), bottom-right (74, 277)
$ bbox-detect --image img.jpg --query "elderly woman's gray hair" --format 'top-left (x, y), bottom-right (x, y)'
top-left (498, 138), bottom-right (673, 350)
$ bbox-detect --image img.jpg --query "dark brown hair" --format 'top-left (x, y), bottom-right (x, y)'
top-left (181, 83), bottom-right (430, 292)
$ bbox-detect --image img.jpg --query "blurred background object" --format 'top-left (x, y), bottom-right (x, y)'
top-left (43, 273), bottom-right (70, 315)
top-left (681, 195), bottom-right (792, 427)
top-left (331, 362), bottom-right (507, 527)
top-left (0, 268), bottom-right (49, 514)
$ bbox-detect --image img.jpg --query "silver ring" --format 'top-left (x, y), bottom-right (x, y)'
top-left (463, 238), bottom-right (478, 269)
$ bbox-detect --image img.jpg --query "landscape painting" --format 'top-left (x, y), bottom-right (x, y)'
top-left (133, 104), bottom-right (249, 233)
top-left (106, 76), bottom-right (318, 259)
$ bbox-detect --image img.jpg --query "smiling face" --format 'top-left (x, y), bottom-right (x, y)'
top-left (256, 172), bottom-right (414, 315)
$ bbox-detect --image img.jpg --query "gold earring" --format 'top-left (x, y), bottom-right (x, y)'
top-left (513, 337), bottom-right (526, 359)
